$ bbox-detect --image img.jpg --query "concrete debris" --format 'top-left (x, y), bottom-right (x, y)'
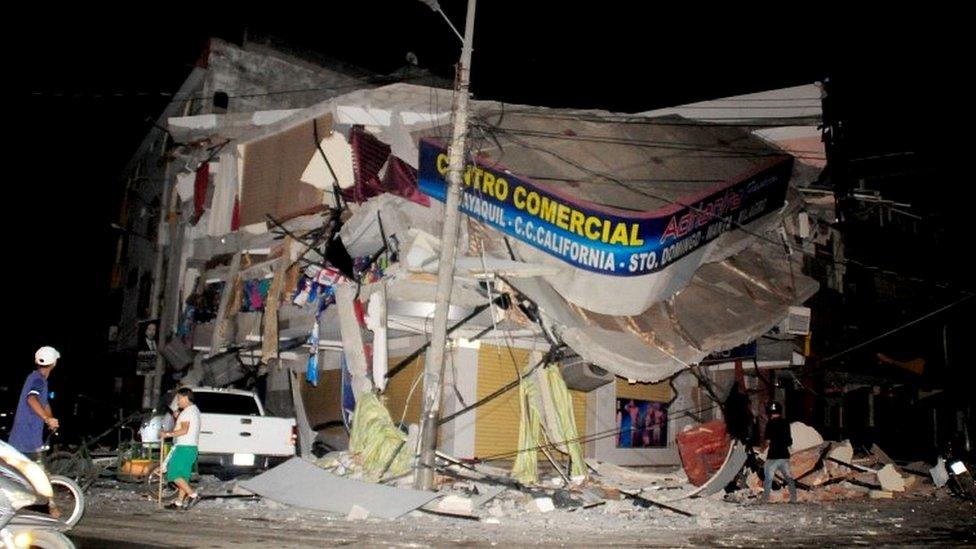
top-left (435, 495), bottom-right (474, 515)
top-left (827, 440), bottom-right (854, 464)
top-left (585, 459), bottom-right (685, 492)
top-left (483, 517), bottom-right (501, 525)
top-left (595, 486), bottom-right (622, 500)
top-left (579, 488), bottom-right (606, 507)
top-left (930, 458), bottom-right (949, 488)
top-left (789, 422), bottom-right (825, 453)
top-left (723, 437), bottom-right (948, 505)
top-left (877, 464), bottom-right (906, 492)
top-left (526, 497), bottom-right (555, 513)
top-left (470, 485), bottom-right (506, 509)
top-left (346, 504), bottom-right (371, 520)
top-left (790, 442), bottom-right (830, 480)
top-left (870, 444), bottom-right (895, 465)
top-left (552, 489), bottom-right (581, 509)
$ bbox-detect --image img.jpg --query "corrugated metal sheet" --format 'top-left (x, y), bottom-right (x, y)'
top-left (570, 388), bottom-right (587, 444)
top-left (475, 345), bottom-right (531, 459)
top-left (346, 125), bottom-right (391, 204)
top-left (474, 345), bottom-right (588, 460)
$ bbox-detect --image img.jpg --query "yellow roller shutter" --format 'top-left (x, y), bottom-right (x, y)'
top-left (473, 346), bottom-right (590, 460)
top-left (474, 345), bottom-right (531, 459)
top-left (570, 389), bottom-right (587, 442)
top-left (381, 355), bottom-right (425, 425)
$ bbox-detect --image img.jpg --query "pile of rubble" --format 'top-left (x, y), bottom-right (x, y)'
top-left (727, 425), bottom-right (942, 503)
top-left (226, 421), bottom-right (964, 521)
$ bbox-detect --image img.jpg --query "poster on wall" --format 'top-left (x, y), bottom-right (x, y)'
top-left (616, 398), bottom-right (668, 448)
top-left (136, 319), bottom-right (159, 375)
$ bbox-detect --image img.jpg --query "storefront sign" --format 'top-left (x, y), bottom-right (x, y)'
top-left (418, 139), bottom-right (792, 277)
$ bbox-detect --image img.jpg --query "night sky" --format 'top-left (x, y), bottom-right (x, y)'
top-left (9, 5), bottom-right (967, 406)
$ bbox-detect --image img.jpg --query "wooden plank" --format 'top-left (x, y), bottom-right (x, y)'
top-left (208, 252), bottom-right (241, 357)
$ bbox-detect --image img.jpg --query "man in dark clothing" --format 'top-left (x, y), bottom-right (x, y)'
top-left (762, 401), bottom-right (797, 503)
top-left (8, 347), bottom-right (61, 459)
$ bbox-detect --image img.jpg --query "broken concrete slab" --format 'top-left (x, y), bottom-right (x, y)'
top-left (435, 495), bottom-right (473, 515)
top-left (877, 464), bottom-right (906, 492)
top-left (827, 440), bottom-right (853, 464)
top-left (870, 443), bottom-right (895, 465)
top-left (789, 422), bottom-right (824, 453)
top-left (790, 442), bottom-right (830, 480)
top-left (930, 458), bottom-right (949, 488)
top-left (526, 497), bottom-right (555, 513)
top-left (470, 486), bottom-right (506, 509)
top-left (239, 457), bottom-right (438, 519)
top-left (585, 459), bottom-right (683, 491)
top-left (579, 488), bottom-right (605, 507)
top-left (347, 504), bottom-right (371, 520)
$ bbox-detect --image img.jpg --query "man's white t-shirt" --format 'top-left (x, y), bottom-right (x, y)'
top-left (175, 404), bottom-right (201, 446)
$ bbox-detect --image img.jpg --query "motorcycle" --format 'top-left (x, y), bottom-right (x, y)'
top-left (931, 439), bottom-right (976, 503)
top-left (0, 441), bottom-right (76, 548)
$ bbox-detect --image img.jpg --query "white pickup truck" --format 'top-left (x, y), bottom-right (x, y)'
top-left (141, 387), bottom-right (296, 477)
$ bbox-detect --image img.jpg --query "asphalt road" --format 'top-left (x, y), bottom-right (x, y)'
top-left (70, 496), bottom-right (976, 548)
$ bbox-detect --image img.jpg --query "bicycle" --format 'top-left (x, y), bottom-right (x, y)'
top-left (43, 411), bottom-right (143, 490)
top-left (24, 435), bottom-right (86, 530)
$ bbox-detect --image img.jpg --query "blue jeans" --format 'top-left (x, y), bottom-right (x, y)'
top-left (763, 458), bottom-right (797, 502)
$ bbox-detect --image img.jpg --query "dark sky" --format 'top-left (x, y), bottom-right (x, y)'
top-left (8, 4), bottom-right (966, 386)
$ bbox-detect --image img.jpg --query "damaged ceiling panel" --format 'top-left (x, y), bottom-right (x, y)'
top-left (239, 458), bottom-right (439, 518)
top-left (513, 241), bottom-right (817, 382)
top-left (415, 105), bottom-right (797, 315)
top-left (238, 113), bottom-right (333, 226)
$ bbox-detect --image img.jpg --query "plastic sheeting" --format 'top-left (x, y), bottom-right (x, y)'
top-left (543, 366), bottom-right (586, 479)
top-left (348, 393), bottom-right (410, 481)
top-left (512, 376), bottom-right (542, 484)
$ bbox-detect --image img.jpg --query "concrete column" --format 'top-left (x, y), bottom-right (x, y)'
top-left (670, 370), bottom-right (698, 444)
top-left (438, 344), bottom-right (478, 458)
top-left (587, 381), bottom-right (617, 460)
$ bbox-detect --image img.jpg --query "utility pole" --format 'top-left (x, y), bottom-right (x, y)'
top-left (415, 0), bottom-right (477, 491)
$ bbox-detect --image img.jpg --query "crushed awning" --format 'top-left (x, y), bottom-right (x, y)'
top-left (511, 238), bottom-right (818, 382)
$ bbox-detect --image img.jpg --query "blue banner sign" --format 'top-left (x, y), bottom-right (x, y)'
top-left (418, 139), bottom-right (792, 277)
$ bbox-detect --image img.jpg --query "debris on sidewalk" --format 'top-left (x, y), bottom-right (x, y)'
top-left (239, 457), bottom-right (438, 518)
top-left (720, 425), bottom-right (954, 504)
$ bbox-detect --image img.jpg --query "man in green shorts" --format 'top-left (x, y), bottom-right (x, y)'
top-left (161, 387), bottom-right (201, 509)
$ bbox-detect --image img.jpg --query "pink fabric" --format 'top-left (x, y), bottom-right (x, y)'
top-left (194, 163), bottom-right (209, 221)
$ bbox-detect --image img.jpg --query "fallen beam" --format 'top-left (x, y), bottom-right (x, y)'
top-left (619, 489), bottom-right (694, 517)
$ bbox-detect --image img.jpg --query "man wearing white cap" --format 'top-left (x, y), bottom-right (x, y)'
top-left (7, 346), bottom-right (61, 458)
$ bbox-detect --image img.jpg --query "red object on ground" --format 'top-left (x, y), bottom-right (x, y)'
top-left (677, 420), bottom-right (731, 486)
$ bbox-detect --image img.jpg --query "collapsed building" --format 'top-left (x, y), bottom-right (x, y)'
top-left (108, 54), bottom-right (831, 480)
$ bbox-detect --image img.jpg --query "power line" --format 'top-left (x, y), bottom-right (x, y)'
top-left (469, 122), bottom-right (826, 161)
top-left (816, 293), bottom-right (975, 365)
top-left (479, 107), bottom-right (822, 127)
top-left (476, 401), bottom-right (721, 462)
top-left (470, 124), bottom-right (973, 295)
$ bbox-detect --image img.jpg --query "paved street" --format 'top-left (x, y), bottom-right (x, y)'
top-left (70, 485), bottom-right (975, 547)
